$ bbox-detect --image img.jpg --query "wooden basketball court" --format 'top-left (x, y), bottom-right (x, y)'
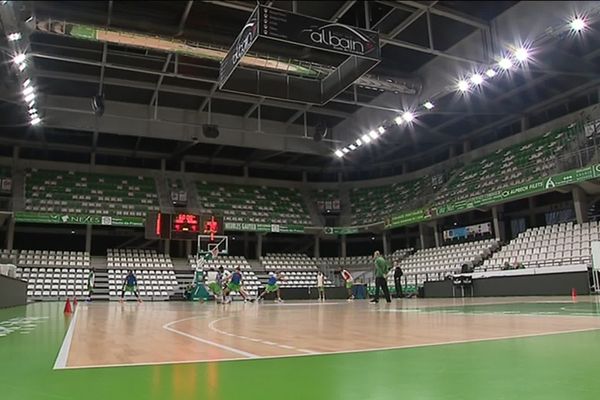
top-left (57, 297), bottom-right (600, 369)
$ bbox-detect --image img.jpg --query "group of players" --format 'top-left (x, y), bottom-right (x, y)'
top-left (205, 266), bottom-right (285, 303)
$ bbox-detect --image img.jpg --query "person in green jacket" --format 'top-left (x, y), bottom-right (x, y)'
top-left (370, 251), bottom-right (391, 304)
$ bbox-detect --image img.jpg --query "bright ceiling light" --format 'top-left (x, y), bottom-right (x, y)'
top-left (361, 133), bottom-right (372, 144)
top-left (24, 92), bottom-right (35, 102)
top-left (498, 57), bottom-right (512, 70)
top-left (377, 126), bottom-right (385, 134)
top-left (28, 99), bottom-right (35, 108)
top-left (30, 117), bottom-right (41, 126)
top-left (368, 130), bottom-right (378, 139)
top-left (334, 150), bottom-right (344, 158)
top-left (28, 108), bottom-right (37, 115)
top-left (23, 86), bottom-right (34, 96)
top-left (457, 80), bottom-right (469, 92)
top-left (7, 32), bottom-right (21, 41)
top-left (514, 47), bottom-right (529, 62)
top-left (23, 78), bottom-right (31, 87)
top-left (355, 138), bottom-right (362, 146)
top-left (570, 17), bottom-right (586, 32)
top-left (342, 147), bottom-right (350, 154)
top-left (402, 111), bottom-right (414, 123)
top-left (348, 144), bottom-right (357, 151)
top-left (423, 101), bottom-right (435, 110)
top-left (470, 74), bottom-right (483, 85)
top-left (485, 68), bottom-right (497, 78)
top-left (18, 62), bottom-right (26, 71)
top-left (13, 53), bottom-right (26, 65)
top-left (394, 116), bottom-right (403, 125)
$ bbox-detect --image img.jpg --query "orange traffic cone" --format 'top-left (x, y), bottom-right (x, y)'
top-left (571, 288), bottom-right (577, 302)
top-left (64, 298), bottom-right (73, 314)
top-left (73, 297), bottom-right (78, 308)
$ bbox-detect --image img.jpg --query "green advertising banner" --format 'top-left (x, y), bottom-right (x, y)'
top-left (224, 222), bottom-right (306, 234)
top-left (384, 164), bottom-right (600, 229)
top-left (14, 212), bottom-right (144, 227)
top-left (323, 226), bottom-right (360, 235)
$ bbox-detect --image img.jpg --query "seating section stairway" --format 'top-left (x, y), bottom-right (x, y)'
top-left (24, 169), bottom-right (159, 217)
top-left (481, 221), bottom-right (598, 270)
top-left (195, 181), bottom-right (311, 226)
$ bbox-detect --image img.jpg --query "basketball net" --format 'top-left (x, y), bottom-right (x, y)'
top-left (197, 246), bottom-right (219, 271)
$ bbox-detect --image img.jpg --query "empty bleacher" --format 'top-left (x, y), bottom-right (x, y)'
top-left (24, 169), bottom-right (159, 217)
top-left (108, 249), bottom-right (173, 269)
top-left (435, 124), bottom-right (578, 205)
top-left (13, 250), bottom-right (91, 299)
top-left (196, 181), bottom-right (311, 226)
top-left (261, 253), bottom-right (333, 288)
top-left (395, 239), bottom-right (500, 287)
top-left (349, 176), bottom-right (430, 225)
top-left (482, 221), bottom-right (597, 270)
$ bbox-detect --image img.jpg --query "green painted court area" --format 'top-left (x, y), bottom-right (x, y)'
top-left (417, 301), bottom-right (600, 317)
top-left (1, 301), bottom-right (600, 400)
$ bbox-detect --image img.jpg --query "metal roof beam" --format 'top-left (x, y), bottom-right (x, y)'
top-left (331, 1), bottom-right (356, 22)
top-left (397, 1), bottom-right (488, 29)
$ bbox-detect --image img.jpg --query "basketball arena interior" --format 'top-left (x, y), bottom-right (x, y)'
top-left (1, 1), bottom-right (600, 399)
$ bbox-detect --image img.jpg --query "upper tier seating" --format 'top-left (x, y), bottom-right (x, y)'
top-left (312, 189), bottom-right (341, 212)
top-left (108, 249), bottom-right (173, 269)
top-left (349, 176), bottom-right (430, 225)
top-left (24, 169), bottom-right (159, 217)
top-left (481, 221), bottom-right (598, 270)
top-left (435, 124), bottom-right (577, 204)
top-left (395, 239), bottom-right (499, 287)
top-left (317, 249), bottom-right (413, 271)
top-left (196, 181), bottom-right (311, 226)
top-left (188, 255), bottom-right (261, 297)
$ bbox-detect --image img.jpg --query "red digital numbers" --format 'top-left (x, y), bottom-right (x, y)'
top-left (173, 213), bottom-right (200, 233)
top-left (203, 216), bottom-right (219, 241)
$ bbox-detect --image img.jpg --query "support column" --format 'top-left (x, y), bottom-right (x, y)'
top-left (572, 186), bottom-right (589, 225)
top-left (401, 162), bottom-right (408, 174)
top-left (185, 240), bottom-right (192, 257)
top-left (382, 231), bottom-right (390, 255)
top-left (180, 160), bottom-right (185, 173)
top-left (462, 139), bottom-right (471, 153)
top-left (85, 224), bottom-right (92, 253)
top-left (433, 221), bottom-right (440, 248)
top-left (337, 172), bottom-right (343, 183)
top-left (419, 223), bottom-right (426, 250)
top-left (520, 115), bottom-right (529, 132)
top-left (160, 158), bottom-right (166, 172)
top-left (340, 235), bottom-right (347, 257)
top-left (448, 144), bottom-right (456, 159)
top-left (243, 232), bottom-right (249, 258)
top-left (5, 217), bottom-right (15, 251)
top-left (243, 165), bottom-right (249, 178)
top-left (256, 233), bottom-right (263, 258)
top-left (302, 171), bottom-right (308, 183)
top-left (314, 235), bottom-right (320, 259)
top-left (164, 239), bottom-right (171, 256)
top-left (90, 152), bottom-right (96, 167)
top-left (492, 205), bottom-right (505, 242)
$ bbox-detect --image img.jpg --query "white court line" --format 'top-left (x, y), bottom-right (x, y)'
top-left (57, 326), bottom-right (600, 370)
top-left (53, 307), bottom-right (79, 370)
top-left (208, 316), bottom-right (318, 354)
top-left (163, 316), bottom-right (258, 359)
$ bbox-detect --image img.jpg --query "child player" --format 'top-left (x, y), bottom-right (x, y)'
top-left (206, 267), bottom-right (224, 303)
top-left (120, 270), bottom-right (142, 303)
top-left (340, 267), bottom-right (355, 301)
top-left (223, 267), bottom-right (253, 303)
top-left (257, 271), bottom-right (284, 303)
top-left (316, 271), bottom-right (326, 301)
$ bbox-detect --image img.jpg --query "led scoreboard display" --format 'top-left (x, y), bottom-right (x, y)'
top-left (146, 212), bottom-right (223, 240)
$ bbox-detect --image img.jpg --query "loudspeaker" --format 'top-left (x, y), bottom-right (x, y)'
top-left (202, 124), bottom-right (220, 139)
top-left (313, 122), bottom-right (328, 142)
top-left (91, 94), bottom-right (105, 117)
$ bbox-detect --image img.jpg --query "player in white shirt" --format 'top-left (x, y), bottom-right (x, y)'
top-left (316, 271), bottom-right (325, 301)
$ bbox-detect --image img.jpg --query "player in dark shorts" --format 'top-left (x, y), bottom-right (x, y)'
top-left (120, 270), bottom-right (142, 303)
top-left (257, 271), bottom-right (284, 303)
top-left (223, 267), bottom-right (253, 303)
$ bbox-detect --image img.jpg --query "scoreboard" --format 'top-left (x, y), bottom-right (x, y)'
top-left (146, 212), bottom-right (223, 240)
